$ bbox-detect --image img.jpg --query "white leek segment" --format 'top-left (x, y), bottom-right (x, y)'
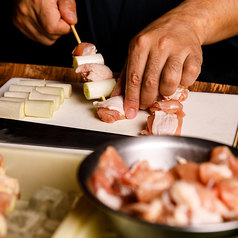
top-left (36, 86), bottom-right (64, 104)
top-left (73, 53), bottom-right (104, 70)
top-left (18, 79), bottom-right (46, 86)
top-left (46, 83), bottom-right (72, 99)
top-left (0, 214), bottom-right (7, 237)
top-left (4, 91), bottom-right (30, 99)
top-left (0, 97), bottom-right (26, 103)
top-left (0, 101), bottom-right (25, 119)
top-left (83, 78), bottom-right (116, 100)
top-left (53, 196), bottom-right (110, 238)
top-left (25, 100), bottom-right (54, 118)
top-left (29, 89), bottom-right (60, 111)
top-left (9, 84), bottom-right (36, 93)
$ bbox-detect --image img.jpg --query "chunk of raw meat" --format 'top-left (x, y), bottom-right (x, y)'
top-left (93, 96), bottom-right (126, 123)
top-left (75, 63), bottom-right (113, 82)
top-left (72, 42), bottom-right (97, 56)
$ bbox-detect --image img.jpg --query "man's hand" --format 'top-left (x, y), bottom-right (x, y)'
top-left (112, 0), bottom-right (238, 119)
top-left (13, 0), bottom-right (77, 45)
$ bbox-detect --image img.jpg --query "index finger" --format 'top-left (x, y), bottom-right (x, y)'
top-left (124, 41), bottom-right (149, 119)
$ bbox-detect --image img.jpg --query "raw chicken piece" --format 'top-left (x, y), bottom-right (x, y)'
top-left (93, 96), bottom-right (126, 123)
top-left (122, 198), bottom-right (165, 224)
top-left (149, 99), bottom-right (185, 117)
top-left (125, 160), bottom-right (174, 203)
top-left (141, 111), bottom-right (183, 135)
top-left (135, 170), bottom-right (174, 203)
top-left (0, 175), bottom-right (20, 197)
top-left (192, 181), bottom-right (220, 212)
top-left (143, 91), bottom-right (186, 136)
top-left (125, 160), bottom-right (151, 185)
top-left (98, 146), bottom-right (128, 179)
top-left (172, 205), bottom-right (189, 226)
top-left (90, 167), bottom-right (115, 194)
top-left (169, 174), bottom-right (231, 220)
top-left (111, 179), bottom-right (135, 203)
top-left (170, 180), bottom-right (223, 225)
top-left (72, 42), bottom-right (97, 56)
top-left (171, 162), bottom-right (200, 182)
top-left (212, 197), bottom-right (236, 220)
top-left (121, 202), bottom-right (151, 216)
top-left (89, 146), bottom-right (131, 210)
top-left (210, 146), bottom-right (238, 175)
top-left (209, 146), bottom-right (234, 164)
top-left (190, 208), bottom-right (223, 225)
top-left (0, 192), bottom-right (15, 214)
top-left (75, 63), bottom-right (113, 82)
top-left (170, 180), bottom-right (201, 211)
top-left (142, 198), bottom-right (164, 223)
top-left (160, 88), bottom-right (189, 102)
top-left (199, 162), bottom-right (233, 185)
top-left (0, 156), bottom-right (5, 176)
top-left (90, 145), bottom-right (238, 226)
top-left (96, 188), bottom-right (122, 210)
top-left (216, 178), bottom-right (238, 212)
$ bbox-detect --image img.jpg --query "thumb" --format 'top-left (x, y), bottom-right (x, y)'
top-left (58, 0), bottom-right (77, 25)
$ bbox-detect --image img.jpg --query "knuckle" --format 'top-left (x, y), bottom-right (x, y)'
top-left (162, 71), bottom-right (179, 87)
top-left (130, 34), bottom-right (150, 52)
top-left (44, 24), bottom-right (57, 35)
top-left (128, 72), bottom-right (142, 87)
top-left (163, 76), bottom-right (178, 88)
top-left (17, 3), bottom-right (28, 16)
top-left (144, 76), bottom-right (158, 90)
top-left (186, 63), bottom-right (201, 77)
top-left (157, 36), bottom-right (171, 50)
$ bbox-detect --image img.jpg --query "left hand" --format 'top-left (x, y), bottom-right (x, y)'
top-left (12, 0), bottom-right (77, 45)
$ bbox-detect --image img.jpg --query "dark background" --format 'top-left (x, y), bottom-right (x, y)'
top-left (1, 1), bottom-right (238, 86)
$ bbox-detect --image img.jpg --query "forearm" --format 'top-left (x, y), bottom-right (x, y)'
top-left (165, 0), bottom-right (238, 45)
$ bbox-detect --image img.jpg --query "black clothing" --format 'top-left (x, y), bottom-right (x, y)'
top-left (1, 1), bottom-right (238, 85)
top-left (76, 0), bottom-right (183, 72)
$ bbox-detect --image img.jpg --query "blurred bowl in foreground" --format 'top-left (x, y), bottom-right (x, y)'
top-left (78, 135), bottom-right (238, 238)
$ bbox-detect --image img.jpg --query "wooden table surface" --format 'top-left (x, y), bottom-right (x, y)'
top-left (1, 62), bottom-right (238, 94)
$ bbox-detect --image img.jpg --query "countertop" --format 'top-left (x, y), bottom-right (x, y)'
top-left (1, 62), bottom-right (238, 94)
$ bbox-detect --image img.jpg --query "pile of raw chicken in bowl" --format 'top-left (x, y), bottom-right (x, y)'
top-left (77, 136), bottom-right (238, 238)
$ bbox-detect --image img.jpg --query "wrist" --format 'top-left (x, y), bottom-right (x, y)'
top-left (172, 0), bottom-right (238, 45)
top-left (166, 0), bottom-right (211, 45)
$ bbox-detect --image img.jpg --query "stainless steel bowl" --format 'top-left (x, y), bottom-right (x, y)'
top-left (78, 135), bottom-right (238, 238)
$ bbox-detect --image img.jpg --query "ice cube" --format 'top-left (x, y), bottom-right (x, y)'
top-left (7, 210), bottom-right (46, 237)
top-left (34, 227), bottom-right (52, 238)
top-left (43, 219), bottom-right (60, 233)
top-left (28, 186), bottom-right (69, 220)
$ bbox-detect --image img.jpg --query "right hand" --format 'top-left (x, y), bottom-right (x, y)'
top-left (12, 0), bottom-right (77, 45)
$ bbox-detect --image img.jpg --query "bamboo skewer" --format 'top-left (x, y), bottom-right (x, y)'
top-left (70, 25), bottom-right (81, 44)
top-left (233, 124), bottom-right (238, 148)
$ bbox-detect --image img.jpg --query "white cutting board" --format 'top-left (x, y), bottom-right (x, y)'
top-left (1, 78), bottom-right (238, 146)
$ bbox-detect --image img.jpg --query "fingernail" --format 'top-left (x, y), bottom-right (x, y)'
top-left (67, 10), bottom-right (77, 21)
top-left (125, 108), bottom-right (136, 119)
